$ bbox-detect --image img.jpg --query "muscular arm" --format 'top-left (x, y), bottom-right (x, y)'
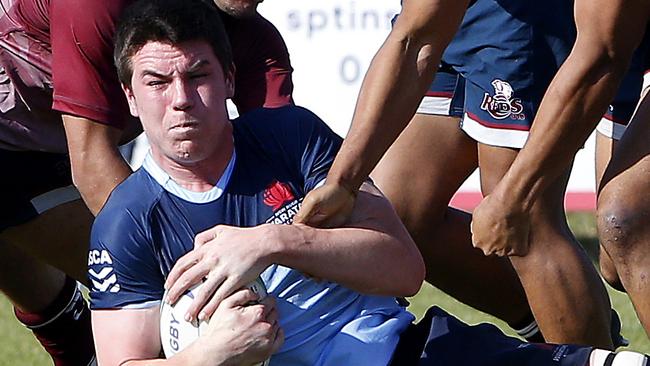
top-left (63, 115), bottom-right (132, 215)
top-left (268, 183), bottom-right (424, 296)
top-left (470, 0), bottom-right (650, 255)
top-left (326, 0), bottom-right (469, 193)
top-left (165, 182), bottom-right (425, 320)
top-left (488, 0), bottom-right (650, 211)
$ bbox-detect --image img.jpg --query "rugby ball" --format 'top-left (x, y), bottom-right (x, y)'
top-left (160, 278), bottom-right (269, 365)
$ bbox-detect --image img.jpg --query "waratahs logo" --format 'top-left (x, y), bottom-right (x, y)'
top-left (480, 79), bottom-right (525, 120)
top-left (263, 181), bottom-right (295, 210)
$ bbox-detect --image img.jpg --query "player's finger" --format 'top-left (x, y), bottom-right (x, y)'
top-left (164, 251), bottom-right (201, 290)
top-left (220, 287), bottom-right (260, 310)
top-left (166, 262), bottom-right (210, 305)
top-left (187, 273), bottom-right (225, 322)
top-left (293, 196), bottom-right (318, 224)
top-left (194, 225), bottom-right (220, 248)
top-left (199, 276), bottom-right (243, 321)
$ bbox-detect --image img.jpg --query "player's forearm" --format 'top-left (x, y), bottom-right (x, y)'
top-left (63, 115), bottom-right (133, 215)
top-left (494, 40), bottom-right (633, 212)
top-left (493, 0), bottom-right (648, 211)
top-left (266, 198), bottom-right (424, 296)
top-left (327, 0), bottom-right (468, 193)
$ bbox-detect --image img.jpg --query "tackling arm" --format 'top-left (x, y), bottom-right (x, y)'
top-left (63, 115), bottom-right (133, 215)
top-left (490, 0), bottom-right (649, 210)
top-left (326, 0), bottom-right (469, 193)
top-left (470, 0), bottom-right (650, 255)
top-left (294, 0), bottom-right (469, 227)
top-left (165, 182), bottom-right (425, 322)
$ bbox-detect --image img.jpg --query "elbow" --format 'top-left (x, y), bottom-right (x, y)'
top-left (575, 39), bottom-right (634, 85)
top-left (402, 252), bottom-right (426, 297)
top-left (392, 237), bottom-right (426, 297)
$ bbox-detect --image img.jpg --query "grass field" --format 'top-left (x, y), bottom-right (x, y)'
top-left (0, 212), bottom-right (647, 365)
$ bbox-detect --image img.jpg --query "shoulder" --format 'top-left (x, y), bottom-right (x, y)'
top-left (92, 169), bottom-right (161, 244)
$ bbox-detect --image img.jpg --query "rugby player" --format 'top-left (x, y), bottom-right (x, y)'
top-left (89, 1), bottom-right (650, 364)
top-left (0, 0), bottom-right (293, 363)
top-left (294, 0), bottom-right (615, 347)
top-left (469, 0), bottom-right (650, 337)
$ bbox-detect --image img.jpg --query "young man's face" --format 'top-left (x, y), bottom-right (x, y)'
top-left (124, 40), bottom-right (234, 165)
top-left (213, 0), bottom-right (263, 17)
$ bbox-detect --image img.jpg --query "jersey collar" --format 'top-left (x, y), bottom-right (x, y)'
top-left (142, 150), bottom-right (236, 203)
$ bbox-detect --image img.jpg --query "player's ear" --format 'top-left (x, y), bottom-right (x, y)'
top-left (122, 83), bottom-right (139, 117)
top-left (225, 63), bottom-right (235, 99)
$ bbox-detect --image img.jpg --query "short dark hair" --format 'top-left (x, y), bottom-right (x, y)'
top-left (114, 0), bottom-right (233, 87)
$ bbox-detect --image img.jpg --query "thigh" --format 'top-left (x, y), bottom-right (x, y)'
top-left (1, 199), bottom-right (92, 283)
top-left (599, 93), bottom-right (650, 215)
top-left (372, 66), bottom-right (477, 225)
top-left (0, 149), bottom-right (91, 282)
top-left (372, 113), bottom-right (477, 224)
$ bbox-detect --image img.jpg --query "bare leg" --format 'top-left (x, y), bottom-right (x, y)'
top-left (479, 144), bottom-right (613, 348)
top-left (372, 114), bottom-right (530, 325)
top-left (597, 94), bottom-right (650, 337)
top-left (1, 199), bottom-right (92, 284)
top-left (594, 132), bottom-right (624, 290)
top-left (0, 199), bottom-right (95, 365)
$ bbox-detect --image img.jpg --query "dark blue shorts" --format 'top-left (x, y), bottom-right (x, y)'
top-left (0, 149), bottom-right (78, 232)
top-left (389, 306), bottom-right (592, 366)
top-left (416, 0), bottom-right (576, 148)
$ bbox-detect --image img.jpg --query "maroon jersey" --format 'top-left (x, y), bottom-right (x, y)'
top-left (0, 0), bottom-right (293, 152)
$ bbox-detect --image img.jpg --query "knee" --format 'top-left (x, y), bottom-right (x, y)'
top-left (596, 199), bottom-right (642, 260)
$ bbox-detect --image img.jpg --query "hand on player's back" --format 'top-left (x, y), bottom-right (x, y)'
top-left (470, 192), bottom-right (531, 257)
top-left (293, 182), bottom-right (357, 228)
top-left (193, 289), bottom-right (284, 365)
top-left (164, 225), bottom-right (273, 323)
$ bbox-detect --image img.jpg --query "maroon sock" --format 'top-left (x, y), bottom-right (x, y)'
top-left (14, 276), bottom-right (95, 366)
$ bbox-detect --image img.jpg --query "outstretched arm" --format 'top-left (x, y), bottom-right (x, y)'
top-left (63, 115), bottom-right (133, 215)
top-left (164, 182), bottom-right (425, 322)
top-left (294, 0), bottom-right (469, 227)
top-left (470, 0), bottom-right (650, 256)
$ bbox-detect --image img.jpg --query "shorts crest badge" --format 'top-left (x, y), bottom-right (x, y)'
top-left (480, 79), bottom-right (525, 120)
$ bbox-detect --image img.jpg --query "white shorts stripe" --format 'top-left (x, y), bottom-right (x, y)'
top-left (460, 113), bottom-right (529, 148)
top-left (596, 117), bottom-right (627, 140)
top-left (416, 96), bottom-right (453, 116)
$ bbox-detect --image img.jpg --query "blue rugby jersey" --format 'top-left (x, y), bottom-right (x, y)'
top-left (88, 106), bottom-right (414, 366)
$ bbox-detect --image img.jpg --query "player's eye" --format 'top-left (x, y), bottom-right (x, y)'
top-left (189, 72), bottom-right (210, 80)
top-left (146, 79), bottom-right (167, 87)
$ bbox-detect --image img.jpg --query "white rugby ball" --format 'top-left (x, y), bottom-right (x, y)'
top-left (160, 278), bottom-right (269, 365)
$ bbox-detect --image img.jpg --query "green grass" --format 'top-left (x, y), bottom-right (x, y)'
top-left (0, 213), bottom-right (647, 365)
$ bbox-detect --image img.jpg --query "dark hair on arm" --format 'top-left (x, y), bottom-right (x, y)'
top-left (114, 0), bottom-right (233, 87)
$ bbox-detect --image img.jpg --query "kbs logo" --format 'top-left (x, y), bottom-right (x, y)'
top-left (263, 181), bottom-right (295, 210)
top-left (480, 79), bottom-right (525, 120)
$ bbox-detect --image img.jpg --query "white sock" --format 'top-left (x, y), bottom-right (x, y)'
top-left (514, 319), bottom-right (540, 340)
top-left (590, 349), bottom-right (648, 366)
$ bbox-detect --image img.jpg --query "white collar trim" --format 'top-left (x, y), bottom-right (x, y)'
top-left (142, 150), bottom-right (236, 203)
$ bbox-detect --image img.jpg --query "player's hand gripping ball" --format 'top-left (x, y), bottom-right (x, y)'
top-left (160, 278), bottom-right (269, 365)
